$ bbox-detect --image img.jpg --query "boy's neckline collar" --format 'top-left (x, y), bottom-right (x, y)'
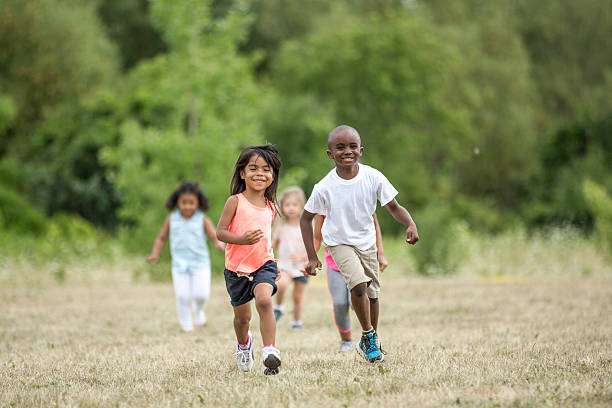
top-left (334, 162), bottom-right (360, 180)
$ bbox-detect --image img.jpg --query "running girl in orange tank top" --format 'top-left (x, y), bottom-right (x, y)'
top-left (216, 144), bottom-right (283, 375)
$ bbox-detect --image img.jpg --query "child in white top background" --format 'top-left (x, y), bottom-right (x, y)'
top-left (272, 186), bottom-right (309, 329)
top-left (146, 181), bottom-right (225, 332)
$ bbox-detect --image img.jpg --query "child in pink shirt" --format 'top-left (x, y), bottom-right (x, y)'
top-left (216, 145), bottom-right (282, 375)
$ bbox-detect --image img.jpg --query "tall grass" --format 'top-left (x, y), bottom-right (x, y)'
top-left (1, 226), bottom-right (609, 287)
top-left (384, 226), bottom-right (611, 277)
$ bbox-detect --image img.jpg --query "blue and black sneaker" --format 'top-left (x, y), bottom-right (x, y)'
top-left (372, 330), bottom-right (386, 363)
top-left (356, 330), bottom-right (383, 363)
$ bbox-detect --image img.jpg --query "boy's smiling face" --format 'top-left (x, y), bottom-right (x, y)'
top-left (327, 127), bottom-right (363, 170)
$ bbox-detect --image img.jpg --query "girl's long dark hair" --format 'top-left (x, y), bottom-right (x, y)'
top-left (165, 181), bottom-right (210, 211)
top-left (230, 144), bottom-right (281, 210)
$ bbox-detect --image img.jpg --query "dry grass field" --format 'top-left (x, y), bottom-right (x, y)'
top-left (1, 269), bottom-right (611, 407)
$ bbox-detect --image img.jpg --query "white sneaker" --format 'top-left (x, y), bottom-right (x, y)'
top-left (338, 340), bottom-right (354, 352)
top-left (194, 310), bottom-right (206, 327)
top-left (262, 345), bottom-right (281, 375)
top-left (234, 331), bottom-right (254, 372)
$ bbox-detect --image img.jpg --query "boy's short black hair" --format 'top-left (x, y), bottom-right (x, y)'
top-left (327, 125), bottom-right (361, 149)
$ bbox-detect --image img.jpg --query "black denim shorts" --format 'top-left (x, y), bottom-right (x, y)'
top-left (224, 260), bottom-right (278, 306)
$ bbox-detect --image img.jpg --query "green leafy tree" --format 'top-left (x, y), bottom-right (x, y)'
top-left (423, 2), bottom-right (540, 209)
top-left (97, 0), bottom-right (168, 70)
top-left (525, 113), bottom-right (612, 229)
top-left (102, 0), bottom-right (262, 254)
top-left (272, 12), bottom-right (473, 232)
top-left (0, 0), bottom-right (118, 155)
top-left (515, 0), bottom-right (612, 125)
top-left (21, 90), bottom-right (125, 228)
top-left (583, 179), bottom-right (612, 255)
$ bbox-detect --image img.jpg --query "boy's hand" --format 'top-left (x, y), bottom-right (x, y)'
top-left (304, 258), bottom-right (322, 276)
top-left (240, 229), bottom-right (264, 245)
top-left (406, 224), bottom-right (419, 245)
top-left (379, 254), bottom-right (388, 272)
top-left (146, 254), bottom-right (158, 263)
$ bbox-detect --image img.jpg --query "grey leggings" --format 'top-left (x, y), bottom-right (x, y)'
top-left (326, 267), bottom-right (352, 333)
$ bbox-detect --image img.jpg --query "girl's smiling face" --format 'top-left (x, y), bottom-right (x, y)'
top-left (177, 192), bottom-right (198, 219)
top-left (281, 194), bottom-right (303, 220)
top-left (241, 154), bottom-right (274, 193)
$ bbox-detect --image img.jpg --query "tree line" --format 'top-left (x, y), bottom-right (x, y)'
top-left (1, 0), bottom-right (610, 270)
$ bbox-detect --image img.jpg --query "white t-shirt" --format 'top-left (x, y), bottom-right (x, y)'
top-left (304, 163), bottom-right (398, 250)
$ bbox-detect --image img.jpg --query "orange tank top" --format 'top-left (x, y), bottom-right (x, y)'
top-left (225, 193), bottom-right (276, 274)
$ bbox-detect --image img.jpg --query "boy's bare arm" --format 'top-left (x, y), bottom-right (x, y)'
top-left (384, 199), bottom-right (419, 244)
top-left (146, 216), bottom-right (170, 262)
top-left (300, 210), bottom-right (322, 276)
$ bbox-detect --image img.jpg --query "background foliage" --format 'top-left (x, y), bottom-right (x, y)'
top-left (1, 0), bottom-right (610, 275)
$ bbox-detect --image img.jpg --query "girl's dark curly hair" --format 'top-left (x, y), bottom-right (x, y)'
top-left (165, 181), bottom-right (210, 211)
top-left (230, 144), bottom-right (281, 210)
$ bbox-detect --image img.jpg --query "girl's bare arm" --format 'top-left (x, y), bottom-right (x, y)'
top-left (146, 216), bottom-right (170, 262)
top-left (203, 216), bottom-right (225, 252)
top-left (373, 213), bottom-right (388, 271)
top-left (313, 214), bottom-right (324, 251)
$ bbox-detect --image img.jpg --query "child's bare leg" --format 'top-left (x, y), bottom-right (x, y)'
top-left (292, 280), bottom-right (307, 321)
top-left (233, 302), bottom-right (252, 344)
top-left (275, 271), bottom-right (290, 306)
top-left (369, 297), bottom-right (379, 331)
top-left (350, 282), bottom-right (372, 331)
top-left (254, 282), bottom-right (276, 346)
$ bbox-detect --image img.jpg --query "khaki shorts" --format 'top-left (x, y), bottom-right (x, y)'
top-left (326, 244), bottom-right (380, 299)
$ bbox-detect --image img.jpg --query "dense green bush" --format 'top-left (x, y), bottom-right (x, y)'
top-left (410, 204), bottom-right (469, 275)
top-left (583, 180), bottom-right (612, 256)
top-left (525, 113), bottom-right (612, 229)
top-left (0, 184), bottom-right (47, 234)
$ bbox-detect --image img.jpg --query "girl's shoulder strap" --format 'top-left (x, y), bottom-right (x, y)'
top-left (266, 198), bottom-right (277, 215)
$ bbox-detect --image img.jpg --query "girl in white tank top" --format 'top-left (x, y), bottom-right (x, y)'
top-left (271, 187), bottom-right (309, 329)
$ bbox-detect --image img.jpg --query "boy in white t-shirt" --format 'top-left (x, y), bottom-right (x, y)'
top-left (300, 125), bottom-right (419, 364)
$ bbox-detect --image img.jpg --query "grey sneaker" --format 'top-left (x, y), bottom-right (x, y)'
top-left (338, 340), bottom-right (354, 352)
top-left (234, 331), bottom-right (254, 372)
top-left (273, 306), bottom-right (283, 322)
top-left (262, 345), bottom-right (281, 375)
top-left (291, 320), bottom-right (303, 329)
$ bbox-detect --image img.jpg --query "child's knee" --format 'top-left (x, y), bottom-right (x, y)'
top-left (234, 314), bottom-right (250, 326)
top-left (193, 294), bottom-right (208, 304)
top-left (351, 283), bottom-right (367, 297)
top-left (333, 302), bottom-right (349, 315)
top-left (176, 295), bottom-right (190, 306)
top-left (255, 296), bottom-right (273, 311)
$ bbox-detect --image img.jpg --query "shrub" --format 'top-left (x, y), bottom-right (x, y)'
top-left (583, 179), bottom-right (612, 256)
